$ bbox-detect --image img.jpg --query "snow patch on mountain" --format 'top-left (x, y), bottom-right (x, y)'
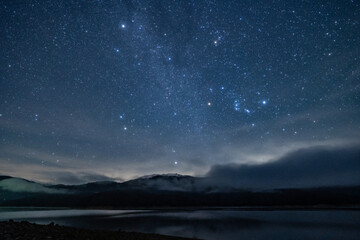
top-left (125, 173), bottom-right (199, 191)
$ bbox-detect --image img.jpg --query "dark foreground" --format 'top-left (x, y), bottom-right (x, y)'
top-left (0, 221), bottom-right (199, 240)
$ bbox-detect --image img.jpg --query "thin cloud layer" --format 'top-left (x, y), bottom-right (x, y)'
top-left (206, 145), bottom-right (360, 189)
top-left (46, 171), bottom-right (123, 185)
top-left (0, 178), bottom-right (66, 193)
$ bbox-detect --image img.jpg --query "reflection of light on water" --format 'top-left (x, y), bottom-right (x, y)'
top-left (108, 210), bottom-right (215, 220)
top-left (0, 209), bottom-right (140, 220)
top-left (0, 209), bottom-right (359, 240)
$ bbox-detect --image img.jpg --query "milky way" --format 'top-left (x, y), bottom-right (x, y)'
top-left (0, 0), bottom-right (359, 183)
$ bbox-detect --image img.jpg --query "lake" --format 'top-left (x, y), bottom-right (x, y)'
top-left (0, 208), bottom-right (359, 240)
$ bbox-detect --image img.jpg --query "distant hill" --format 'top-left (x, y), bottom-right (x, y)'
top-left (48, 173), bottom-right (201, 193)
top-left (0, 176), bottom-right (12, 181)
top-left (0, 176), bottom-right (67, 203)
top-left (120, 173), bottom-right (199, 191)
top-left (1, 174), bottom-right (359, 208)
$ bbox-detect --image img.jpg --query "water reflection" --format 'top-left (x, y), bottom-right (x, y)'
top-left (0, 209), bottom-right (359, 240)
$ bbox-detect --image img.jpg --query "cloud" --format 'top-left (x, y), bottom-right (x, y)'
top-left (205, 145), bottom-right (360, 189)
top-left (0, 178), bottom-right (66, 193)
top-left (47, 171), bottom-right (123, 185)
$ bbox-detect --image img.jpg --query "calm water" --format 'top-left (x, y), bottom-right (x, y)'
top-left (0, 208), bottom-right (359, 240)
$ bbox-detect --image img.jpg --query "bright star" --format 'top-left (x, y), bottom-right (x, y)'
top-left (174, 161), bottom-right (178, 165)
top-left (234, 100), bottom-right (241, 111)
top-left (207, 102), bottom-right (212, 106)
top-left (262, 100), bottom-right (267, 105)
top-left (121, 24), bottom-right (126, 29)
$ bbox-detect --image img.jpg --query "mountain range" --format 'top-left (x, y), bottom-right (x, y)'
top-left (1, 174), bottom-right (359, 208)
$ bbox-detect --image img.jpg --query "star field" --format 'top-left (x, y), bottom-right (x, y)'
top-left (0, 0), bottom-right (359, 183)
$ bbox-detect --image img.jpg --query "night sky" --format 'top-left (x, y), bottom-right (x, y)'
top-left (1, 0), bottom-right (359, 184)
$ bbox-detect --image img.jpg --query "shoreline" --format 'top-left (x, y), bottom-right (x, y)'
top-left (1, 205), bottom-right (360, 211)
top-left (0, 220), bottom-right (199, 240)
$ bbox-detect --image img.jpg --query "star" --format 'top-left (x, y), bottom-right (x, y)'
top-left (1, 0), bottom-right (357, 188)
top-left (234, 100), bottom-right (241, 111)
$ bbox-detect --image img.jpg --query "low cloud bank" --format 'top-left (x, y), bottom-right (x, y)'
top-left (49, 171), bottom-right (122, 185)
top-left (206, 145), bottom-right (360, 189)
top-left (0, 178), bottom-right (66, 193)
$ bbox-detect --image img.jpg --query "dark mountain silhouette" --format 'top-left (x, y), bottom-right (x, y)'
top-left (1, 174), bottom-right (359, 208)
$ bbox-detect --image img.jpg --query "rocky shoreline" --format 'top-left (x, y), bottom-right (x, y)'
top-left (0, 220), bottom-right (199, 240)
